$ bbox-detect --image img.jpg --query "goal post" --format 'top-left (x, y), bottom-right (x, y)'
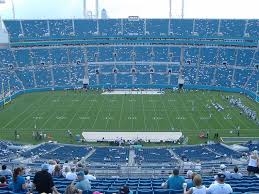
top-left (256, 81), bottom-right (259, 103)
top-left (1, 80), bottom-right (12, 107)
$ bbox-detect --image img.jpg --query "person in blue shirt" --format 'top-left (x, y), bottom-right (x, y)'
top-left (12, 167), bottom-right (28, 193)
top-left (167, 168), bottom-right (185, 190)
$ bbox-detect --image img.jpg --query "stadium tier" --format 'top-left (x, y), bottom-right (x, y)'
top-left (0, 19), bottom-right (258, 105)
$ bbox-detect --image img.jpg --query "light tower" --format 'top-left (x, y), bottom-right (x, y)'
top-left (181, 0), bottom-right (184, 19)
top-left (96, 0), bottom-right (99, 19)
top-left (169, 0), bottom-right (172, 19)
top-left (83, 0), bottom-right (87, 18)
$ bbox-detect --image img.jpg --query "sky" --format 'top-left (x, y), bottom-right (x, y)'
top-left (0, 0), bottom-right (259, 19)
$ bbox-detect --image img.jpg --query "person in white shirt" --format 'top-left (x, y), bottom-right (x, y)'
top-left (216, 164), bottom-right (231, 180)
top-left (0, 165), bottom-right (12, 177)
top-left (194, 161), bottom-right (201, 173)
top-left (183, 159), bottom-right (193, 172)
top-left (184, 174), bottom-right (206, 194)
top-left (247, 150), bottom-right (258, 176)
top-left (65, 167), bottom-right (77, 181)
top-left (207, 173), bottom-right (233, 194)
top-left (48, 160), bottom-right (57, 174)
top-left (84, 170), bottom-right (96, 181)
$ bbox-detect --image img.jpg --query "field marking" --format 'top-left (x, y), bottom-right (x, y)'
top-left (169, 95), bottom-right (184, 129)
top-left (159, 94), bottom-right (174, 129)
top-left (130, 96), bottom-right (134, 130)
top-left (90, 95), bottom-right (106, 129)
top-left (9, 95), bottom-right (49, 129)
top-left (79, 117), bottom-right (90, 120)
top-left (141, 95), bottom-right (148, 131)
top-left (118, 95), bottom-right (125, 129)
top-left (17, 93), bottom-right (60, 128)
top-left (104, 95), bottom-right (117, 131)
top-left (2, 94), bottom-right (47, 129)
top-left (41, 111), bottom-right (58, 128)
top-left (78, 94), bottom-right (101, 129)
top-left (66, 93), bottom-right (91, 129)
top-left (177, 94), bottom-right (200, 129)
top-left (41, 94), bottom-right (64, 129)
top-left (150, 96), bottom-right (159, 131)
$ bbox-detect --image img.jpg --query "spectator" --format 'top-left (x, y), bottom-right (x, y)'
top-left (217, 164), bottom-right (231, 180)
top-left (84, 169), bottom-right (96, 181)
top-left (11, 167), bottom-right (28, 193)
top-left (52, 165), bottom-right (63, 177)
top-left (194, 161), bottom-right (201, 173)
top-left (247, 150), bottom-right (258, 176)
top-left (207, 173), bottom-right (233, 194)
top-left (185, 170), bottom-right (193, 188)
top-left (0, 176), bottom-right (8, 187)
top-left (32, 164), bottom-right (59, 194)
top-left (66, 167), bottom-right (77, 181)
top-left (75, 171), bottom-right (91, 191)
top-left (48, 160), bottom-right (57, 174)
top-left (63, 166), bottom-right (71, 178)
top-left (166, 168), bottom-right (185, 190)
top-left (187, 172), bottom-right (197, 190)
top-left (184, 174), bottom-right (206, 194)
top-left (119, 185), bottom-right (132, 194)
top-left (63, 161), bottom-right (70, 171)
top-left (183, 159), bottom-right (193, 173)
top-left (64, 181), bottom-right (82, 194)
top-left (231, 166), bottom-right (242, 179)
top-left (0, 165), bottom-right (12, 177)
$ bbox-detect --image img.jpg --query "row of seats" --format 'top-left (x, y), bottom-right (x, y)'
top-left (17, 143), bottom-right (242, 163)
top-left (3, 19), bottom-right (259, 41)
top-left (0, 64), bottom-right (257, 96)
top-left (1, 175), bottom-right (259, 194)
top-left (0, 47), bottom-right (257, 68)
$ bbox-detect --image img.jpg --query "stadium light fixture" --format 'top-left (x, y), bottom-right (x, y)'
top-left (11, 0), bottom-right (15, 19)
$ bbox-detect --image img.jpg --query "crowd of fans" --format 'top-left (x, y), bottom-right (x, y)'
top-left (0, 160), bottom-right (97, 194)
top-left (0, 150), bottom-right (259, 194)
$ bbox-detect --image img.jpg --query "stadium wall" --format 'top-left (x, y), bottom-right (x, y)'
top-left (0, 85), bottom-right (258, 107)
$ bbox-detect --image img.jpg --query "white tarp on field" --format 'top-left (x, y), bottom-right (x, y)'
top-left (82, 132), bottom-right (182, 142)
top-left (102, 90), bottom-right (164, 95)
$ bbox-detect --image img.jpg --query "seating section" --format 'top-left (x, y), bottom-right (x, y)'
top-left (206, 144), bottom-right (242, 159)
top-left (42, 145), bottom-right (93, 161)
top-left (134, 148), bottom-right (176, 163)
top-left (21, 143), bottom-right (61, 158)
top-left (4, 19), bottom-right (259, 41)
top-left (0, 141), bottom-right (19, 159)
top-left (1, 19), bottom-right (258, 100)
top-left (87, 148), bottom-right (129, 163)
top-left (0, 46), bottom-right (257, 94)
top-left (172, 144), bottom-right (241, 161)
top-left (1, 175), bottom-right (259, 194)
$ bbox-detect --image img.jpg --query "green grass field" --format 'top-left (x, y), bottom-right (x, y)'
top-left (0, 90), bottom-right (258, 145)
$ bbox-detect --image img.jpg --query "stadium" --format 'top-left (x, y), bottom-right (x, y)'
top-left (0, 0), bottom-right (258, 193)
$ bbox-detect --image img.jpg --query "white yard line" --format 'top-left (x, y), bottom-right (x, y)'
top-left (150, 96), bottom-right (159, 131)
top-left (159, 94), bottom-right (174, 129)
top-left (170, 94), bottom-right (184, 129)
top-left (141, 94), bottom-right (148, 131)
top-left (104, 96), bottom-right (115, 131)
top-left (41, 94), bottom-right (64, 129)
top-left (3, 94), bottom-right (47, 129)
top-left (90, 95), bottom-right (107, 129)
top-left (178, 95), bottom-right (199, 130)
top-left (118, 95), bottom-right (125, 129)
top-left (66, 93), bottom-right (92, 129)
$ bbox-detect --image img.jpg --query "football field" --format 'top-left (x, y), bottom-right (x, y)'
top-left (0, 90), bottom-right (258, 144)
